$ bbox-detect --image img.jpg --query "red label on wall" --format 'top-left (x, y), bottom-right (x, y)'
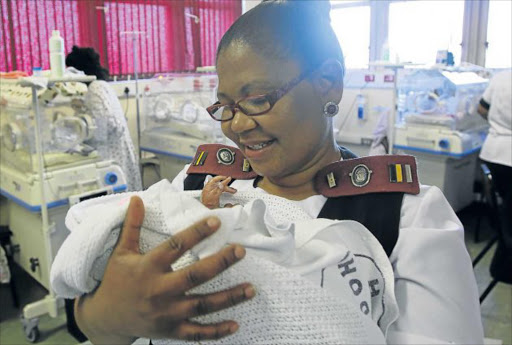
top-left (364, 74), bottom-right (375, 82)
top-left (209, 78), bottom-right (217, 90)
top-left (384, 75), bottom-right (395, 83)
top-left (193, 79), bottom-right (202, 91)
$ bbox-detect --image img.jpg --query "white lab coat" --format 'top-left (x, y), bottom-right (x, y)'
top-left (171, 165), bottom-right (485, 344)
top-left (479, 70), bottom-right (512, 167)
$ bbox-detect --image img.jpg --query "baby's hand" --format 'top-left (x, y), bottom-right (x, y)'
top-left (201, 176), bottom-right (237, 209)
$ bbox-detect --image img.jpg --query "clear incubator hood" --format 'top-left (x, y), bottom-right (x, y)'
top-left (394, 68), bottom-right (490, 157)
top-left (396, 68), bottom-right (489, 131)
top-left (0, 80), bottom-right (101, 172)
top-left (141, 73), bottom-right (224, 149)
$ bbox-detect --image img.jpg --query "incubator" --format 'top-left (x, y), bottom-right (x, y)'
top-left (0, 76), bottom-right (127, 342)
top-left (394, 69), bottom-right (488, 154)
top-left (0, 80), bottom-right (127, 210)
top-left (393, 68), bottom-right (489, 211)
top-left (140, 73), bottom-right (225, 180)
top-left (1, 90), bottom-right (96, 172)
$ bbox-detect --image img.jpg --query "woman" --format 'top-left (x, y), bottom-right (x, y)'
top-left (477, 70), bottom-right (512, 284)
top-left (66, 46), bottom-right (142, 192)
top-left (73, 1), bottom-right (483, 344)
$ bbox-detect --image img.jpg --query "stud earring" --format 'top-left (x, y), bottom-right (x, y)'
top-left (323, 101), bottom-right (339, 117)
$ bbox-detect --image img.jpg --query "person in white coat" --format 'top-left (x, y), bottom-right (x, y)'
top-left (65, 46), bottom-right (142, 192)
top-left (70, 1), bottom-right (484, 344)
top-left (478, 69), bottom-right (512, 284)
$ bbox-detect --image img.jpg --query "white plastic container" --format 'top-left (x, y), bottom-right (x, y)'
top-left (32, 67), bottom-right (42, 77)
top-left (49, 30), bottom-right (65, 78)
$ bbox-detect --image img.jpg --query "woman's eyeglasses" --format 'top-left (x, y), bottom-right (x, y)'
top-left (206, 69), bottom-right (313, 122)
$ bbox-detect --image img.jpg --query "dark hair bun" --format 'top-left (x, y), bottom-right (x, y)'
top-left (65, 46), bottom-right (109, 81)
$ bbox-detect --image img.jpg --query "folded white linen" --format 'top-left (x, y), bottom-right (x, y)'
top-left (51, 179), bottom-right (399, 344)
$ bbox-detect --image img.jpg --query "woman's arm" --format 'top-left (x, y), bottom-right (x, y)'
top-left (74, 196), bottom-right (254, 344)
top-left (389, 186), bottom-right (484, 344)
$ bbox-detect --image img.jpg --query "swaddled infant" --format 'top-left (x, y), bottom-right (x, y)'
top-left (51, 178), bottom-right (399, 344)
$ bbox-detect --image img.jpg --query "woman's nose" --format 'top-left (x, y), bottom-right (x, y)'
top-left (229, 109), bottom-right (257, 134)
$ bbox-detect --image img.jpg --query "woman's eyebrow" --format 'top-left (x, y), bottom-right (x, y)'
top-left (216, 91), bottom-right (230, 101)
top-left (240, 81), bottom-right (275, 95)
top-left (217, 81), bottom-right (276, 101)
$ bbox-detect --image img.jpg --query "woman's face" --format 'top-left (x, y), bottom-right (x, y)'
top-left (216, 43), bottom-right (334, 179)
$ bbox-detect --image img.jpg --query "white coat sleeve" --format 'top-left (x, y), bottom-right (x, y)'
top-left (388, 185), bottom-right (484, 344)
top-left (482, 76), bottom-right (495, 104)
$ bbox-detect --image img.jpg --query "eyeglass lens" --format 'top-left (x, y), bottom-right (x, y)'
top-left (212, 96), bottom-right (272, 120)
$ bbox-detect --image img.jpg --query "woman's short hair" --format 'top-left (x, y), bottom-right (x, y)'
top-left (65, 46), bottom-right (109, 81)
top-left (217, 0), bottom-right (345, 78)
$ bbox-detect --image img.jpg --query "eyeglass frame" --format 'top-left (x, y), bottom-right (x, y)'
top-left (206, 67), bottom-right (315, 122)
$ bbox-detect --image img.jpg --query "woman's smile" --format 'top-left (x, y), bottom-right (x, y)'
top-left (241, 138), bottom-right (277, 159)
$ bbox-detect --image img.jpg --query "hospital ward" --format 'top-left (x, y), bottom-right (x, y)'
top-left (1, 0), bottom-right (511, 344)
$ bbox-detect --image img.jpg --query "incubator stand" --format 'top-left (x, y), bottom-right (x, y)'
top-left (0, 76), bottom-right (128, 342)
top-left (140, 73), bottom-right (225, 180)
top-left (393, 69), bottom-right (489, 211)
top-left (334, 69), bottom-right (396, 156)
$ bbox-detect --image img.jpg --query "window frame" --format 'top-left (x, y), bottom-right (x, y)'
top-left (328, 0), bottom-right (507, 68)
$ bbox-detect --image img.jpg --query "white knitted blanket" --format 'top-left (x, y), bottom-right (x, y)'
top-left (51, 180), bottom-right (399, 344)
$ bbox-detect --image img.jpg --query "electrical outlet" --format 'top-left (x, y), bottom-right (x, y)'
top-left (361, 138), bottom-right (373, 146)
top-left (123, 87), bottom-right (130, 96)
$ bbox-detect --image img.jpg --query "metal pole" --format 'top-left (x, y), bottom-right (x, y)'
top-left (31, 86), bottom-right (56, 303)
top-left (121, 31), bottom-right (145, 177)
top-left (132, 33), bottom-right (142, 176)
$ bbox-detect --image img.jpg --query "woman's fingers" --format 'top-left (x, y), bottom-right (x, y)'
top-left (77, 196), bottom-right (254, 343)
top-left (161, 244), bottom-right (247, 293)
top-left (177, 283), bottom-right (255, 319)
top-left (147, 217), bottom-right (221, 269)
top-left (116, 196), bottom-right (145, 254)
top-left (174, 320), bottom-right (239, 341)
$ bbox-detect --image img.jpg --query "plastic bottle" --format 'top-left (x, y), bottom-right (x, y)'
top-left (357, 94), bottom-right (366, 120)
top-left (49, 30), bottom-right (65, 78)
top-left (32, 67), bottom-right (42, 77)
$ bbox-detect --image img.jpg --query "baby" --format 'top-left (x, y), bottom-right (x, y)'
top-left (51, 179), bottom-right (399, 344)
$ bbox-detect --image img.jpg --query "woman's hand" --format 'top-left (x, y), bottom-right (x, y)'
top-left (75, 196), bottom-right (254, 344)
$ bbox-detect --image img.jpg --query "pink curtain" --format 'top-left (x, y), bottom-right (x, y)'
top-left (1, 0), bottom-right (81, 72)
top-left (1, 0), bottom-right (241, 78)
top-left (197, 0), bottom-right (241, 67)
